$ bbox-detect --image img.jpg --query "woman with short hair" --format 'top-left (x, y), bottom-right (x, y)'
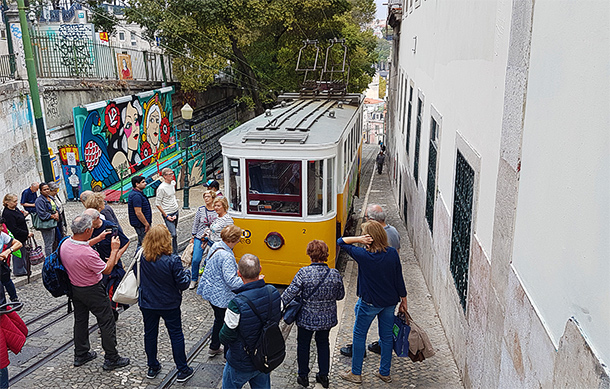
top-left (138, 225), bottom-right (194, 382)
top-left (189, 190), bottom-right (217, 289)
top-left (338, 220), bottom-right (408, 384)
top-left (204, 197), bottom-right (233, 244)
top-left (281, 240), bottom-right (345, 388)
top-left (197, 224), bottom-right (243, 357)
top-left (2, 194), bottom-right (32, 245)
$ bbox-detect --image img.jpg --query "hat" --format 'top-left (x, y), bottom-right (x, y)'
top-left (206, 180), bottom-right (220, 190)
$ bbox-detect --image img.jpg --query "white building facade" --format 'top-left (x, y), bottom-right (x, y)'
top-left (385, 0), bottom-right (609, 387)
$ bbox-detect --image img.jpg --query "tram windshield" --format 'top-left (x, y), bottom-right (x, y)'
top-left (247, 160), bottom-right (301, 216)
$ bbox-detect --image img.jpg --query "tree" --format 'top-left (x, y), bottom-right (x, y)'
top-left (379, 76), bottom-right (386, 99)
top-left (125, 0), bottom-right (379, 113)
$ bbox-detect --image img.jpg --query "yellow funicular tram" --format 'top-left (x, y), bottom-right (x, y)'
top-left (219, 39), bottom-right (364, 284)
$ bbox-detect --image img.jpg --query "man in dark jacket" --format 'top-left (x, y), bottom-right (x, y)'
top-left (127, 176), bottom-right (152, 248)
top-left (219, 254), bottom-right (281, 389)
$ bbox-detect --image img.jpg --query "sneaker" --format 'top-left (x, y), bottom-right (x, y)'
top-left (315, 373), bottom-right (329, 388)
top-left (176, 367), bottom-right (194, 383)
top-left (74, 350), bottom-right (97, 367)
top-left (208, 345), bottom-right (223, 357)
top-left (102, 356), bottom-right (130, 371)
top-left (9, 297), bottom-right (19, 303)
top-left (375, 371), bottom-right (392, 383)
top-left (297, 375), bottom-right (309, 387)
top-left (189, 281), bottom-right (197, 290)
top-left (339, 370), bottom-right (362, 384)
top-left (340, 344), bottom-right (366, 358)
top-left (147, 364), bottom-right (162, 379)
top-left (368, 341), bottom-right (381, 354)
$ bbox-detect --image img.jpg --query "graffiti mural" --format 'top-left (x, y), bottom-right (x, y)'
top-left (38, 24), bottom-right (95, 77)
top-left (58, 145), bottom-right (82, 200)
top-left (72, 88), bottom-right (177, 199)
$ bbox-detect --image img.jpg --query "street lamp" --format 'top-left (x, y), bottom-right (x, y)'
top-left (181, 103), bottom-right (193, 209)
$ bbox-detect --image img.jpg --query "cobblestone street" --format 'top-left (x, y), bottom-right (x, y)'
top-left (8, 144), bottom-right (462, 388)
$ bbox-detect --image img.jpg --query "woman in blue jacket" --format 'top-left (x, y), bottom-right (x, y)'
top-left (138, 225), bottom-right (193, 383)
top-left (33, 182), bottom-right (59, 256)
top-left (338, 220), bottom-right (408, 384)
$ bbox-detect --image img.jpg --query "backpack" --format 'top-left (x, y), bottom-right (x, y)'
top-left (42, 237), bottom-right (73, 312)
top-left (238, 286), bottom-right (285, 374)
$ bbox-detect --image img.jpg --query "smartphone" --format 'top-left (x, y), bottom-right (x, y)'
top-left (111, 226), bottom-right (119, 237)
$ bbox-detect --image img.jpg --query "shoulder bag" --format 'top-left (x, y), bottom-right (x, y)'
top-left (113, 247), bottom-right (142, 305)
top-left (283, 267), bottom-right (331, 324)
top-left (32, 212), bottom-right (57, 230)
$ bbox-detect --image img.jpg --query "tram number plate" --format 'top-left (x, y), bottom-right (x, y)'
top-left (302, 229), bottom-right (306, 234)
top-left (241, 229), bottom-right (252, 244)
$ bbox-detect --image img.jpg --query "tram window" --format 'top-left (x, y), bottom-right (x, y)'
top-left (307, 160), bottom-right (323, 216)
top-left (327, 157), bottom-right (334, 213)
top-left (228, 158), bottom-right (241, 212)
top-left (247, 160), bottom-right (301, 216)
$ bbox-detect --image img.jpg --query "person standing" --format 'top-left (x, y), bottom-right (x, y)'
top-left (48, 182), bottom-right (67, 241)
top-left (189, 190), bottom-right (217, 289)
top-left (206, 180), bottom-right (223, 197)
top-left (84, 192), bottom-right (122, 231)
top-left (2, 194), bottom-right (33, 245)
top-left (0, 230), bottom-right (22, 304)
top-left (34, 182), bottom-right (59, 256)
top-left (341, 203), bottom-right (402, 358)
top-left (138, 225), bottom-right (193, 382)
top-left (281, 240), bottom-right (345, 388)
top-left (155, 168), bottom-right (179, 254)
top-left (204, 197), bottom-right (233, 245)
top-left (197, 225), bottom-right (244, 357)
top-left (128, 176), bottom-right (152, 248)
top-left (219, 254), bottom-right (282, 389)
top-left (83, 209), bottom-right (130, 320)
top-left (20, 183), bottom-right (39, 215)
top-left (376, 151), bottom-right (386, 174)
top-left (61, 213), bottom-right (130, 370)
top-left (338, 221), bottom-right (408, 384)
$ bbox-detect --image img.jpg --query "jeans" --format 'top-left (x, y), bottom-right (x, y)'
top-left (140, 307), bottom-right (189, 372)
top-left (71, 282), bottom-right (119, 361)
top-left (163, 211), bottom-right (179, 254)
top-left (297, 327), bottom-right (330, 377)
top-left (191, 238), bottom-right (208, 282)
top-left (1, 278), bottom-right (17, 302)
top-left (351, 298), bottom-right (395, 376)
top-left (210, 303), bottom-right (226, 351)
top-left (0, 366), bottom-right (7, 388)
top-left (134, 226), bottom-right (147, 249)
top-left (222, 362), bottom-right (270, 389)
top-left (41, 228), bottom-right (55, 256)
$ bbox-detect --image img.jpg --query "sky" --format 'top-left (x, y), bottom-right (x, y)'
top-left (375, 0), bottom-right (388, 21)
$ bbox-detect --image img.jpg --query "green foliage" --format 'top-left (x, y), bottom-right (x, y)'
top-left (125, 0), bottom-right (379, 109)
top-left (379, 76), bottom-right (387, 99)
top-left (86, 0), bottom-right (120, 34)
top-left (234, 95), bottom-right (256, 110)
top-left (375, 37), bottom-right (391, 63)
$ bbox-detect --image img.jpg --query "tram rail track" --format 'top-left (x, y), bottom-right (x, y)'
top-left (158, 327), bottom-right (213, 388)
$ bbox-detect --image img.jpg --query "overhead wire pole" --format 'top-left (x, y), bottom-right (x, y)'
top-left (17, 0), bottom-right (53, 182)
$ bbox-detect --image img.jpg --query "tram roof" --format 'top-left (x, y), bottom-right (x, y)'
top-left (219, 93), bottom-right (362, 148)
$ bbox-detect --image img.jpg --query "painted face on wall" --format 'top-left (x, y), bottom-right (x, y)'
top-left (124, 101), bottom-right (141, 152)
top-left (147, 106), bottom-right (161, 150)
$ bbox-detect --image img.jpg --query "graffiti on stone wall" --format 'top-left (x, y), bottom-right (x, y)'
top-left (0, 98), bottom-right (32, 134)
top-left (44, 91), bottom-right (60, 120)
top-left (9, 24), bottom-right (25, 71)
top-left (38, 23), bottom-right (95, 77)
top-left (72, 88), bottom-right (176, 197)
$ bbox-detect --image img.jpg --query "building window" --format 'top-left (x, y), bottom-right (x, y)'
top-left (228, 158), bottom-right (241, 212)
top-left (326, 158), bottom-right (334, 213)
top-left (425, 116), bottom-right (439, 232)
top-left (413, 96), bottom-right (423, 185)
top-left (246, 160), bottom-right (301, 216)
top-left (450, 151), bottom-right (475, 312)
top-left (401, 78), bottom-right (408, 133)
top-left (119, 31), bottom-right (125, 41)
top-left (406, 85), bottom-right (413, 154)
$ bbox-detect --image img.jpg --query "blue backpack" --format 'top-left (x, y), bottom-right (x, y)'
top-left (42, 237), bottom-right (73, 311)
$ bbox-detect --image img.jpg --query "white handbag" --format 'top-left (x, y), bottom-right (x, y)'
top-left (113, 248), bottom-right (142, 305)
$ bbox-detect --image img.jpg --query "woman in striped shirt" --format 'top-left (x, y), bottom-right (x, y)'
top-left (189, 190), bottom-right (217, 289)
top-left (204, 197), bottom-right (234, 244)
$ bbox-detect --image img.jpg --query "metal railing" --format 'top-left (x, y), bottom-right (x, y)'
top-left (0, 54), bottom-right (16, 81)
top-left (30, 32), bottom-right (174, 82)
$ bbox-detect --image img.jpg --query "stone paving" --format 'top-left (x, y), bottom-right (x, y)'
top-left (7, 145), bottom-right (463, 388)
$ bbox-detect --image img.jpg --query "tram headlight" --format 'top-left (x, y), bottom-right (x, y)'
top-left (264, 232), bottom-right (284, 250)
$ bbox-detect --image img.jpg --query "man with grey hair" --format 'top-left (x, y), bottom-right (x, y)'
top-left (60, 213), bottom-right (130, 371)
top-left (156, 167), bottom-right (179, 254)
top-left (365, 204), bottom-right (401, 253)
top-left (79, 190), bottom-right (94, 205)
top-left (220, 254), bottom-right (282, 388)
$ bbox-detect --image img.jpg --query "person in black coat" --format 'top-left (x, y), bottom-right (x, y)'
top-left (2, 194), bottom-right (33, 245)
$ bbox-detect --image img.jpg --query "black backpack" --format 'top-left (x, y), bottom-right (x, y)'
top-left (238, 286), bottom-right (286, 374)
top-left (42, 237), bottom-right (73, 312)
